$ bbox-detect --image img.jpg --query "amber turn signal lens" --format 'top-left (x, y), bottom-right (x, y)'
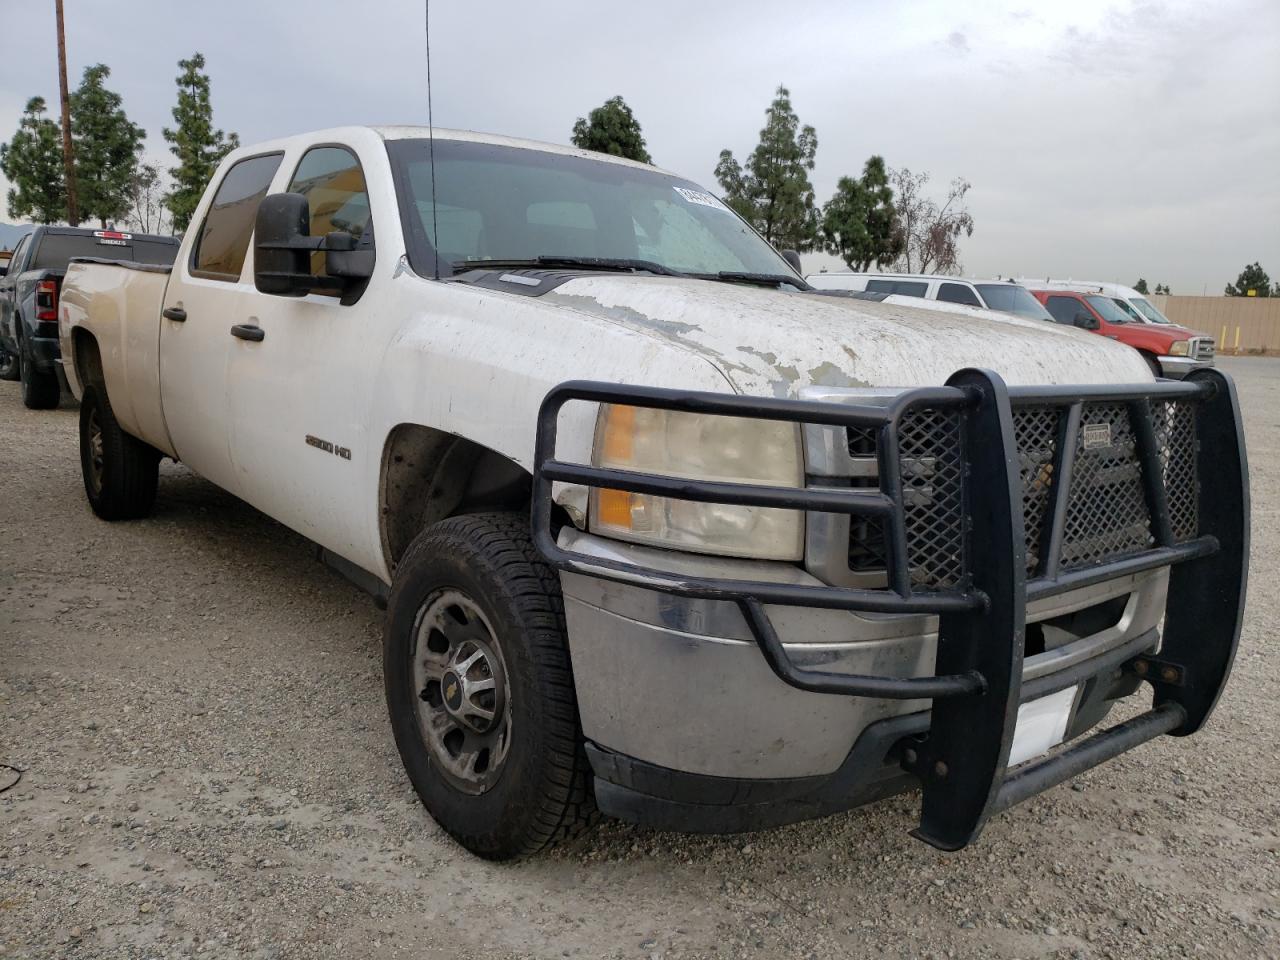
top-left (600, 405), bottom-right (636, 463)
top-left (596, 488), bottom-right (634, 528)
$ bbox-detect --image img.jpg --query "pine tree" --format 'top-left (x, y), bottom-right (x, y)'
top-left (162, 53), bottom-right (239, 232)
top-left (0, 97), bottom-right (67, 223)
top-left (714, 86), bottom-right (819, 251)
top-left (571, 96), bottom-right (652, 163)
top-left (1224, 262), bottom-right (1271, 297)
top-left (821, 156), bottom-right (902, 271)
top-left (70, 64), bottom-right (146, 228)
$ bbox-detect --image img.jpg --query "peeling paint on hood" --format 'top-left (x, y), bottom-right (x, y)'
top-left (544, 275), bottom-right (1153, 395)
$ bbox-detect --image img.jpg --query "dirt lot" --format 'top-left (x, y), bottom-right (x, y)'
top-left (1, 358), bottom-right (1277, 960)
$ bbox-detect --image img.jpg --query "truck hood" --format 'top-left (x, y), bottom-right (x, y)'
top-left (1146, 323), bottom-right (1204, 340)
top-left (543, 275), bottom-right (1152, 396)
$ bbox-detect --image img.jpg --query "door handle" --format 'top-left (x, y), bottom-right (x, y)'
top-left (162, 306), bottom-right (187, 322)
top-left (230, 324), bottom-right (265, 342)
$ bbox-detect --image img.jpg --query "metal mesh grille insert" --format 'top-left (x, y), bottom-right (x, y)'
top-left (1013, 407), bottom-right (1060, 573)
top-left (841, 395), bottom-right (1200, 588)
top-left (1152, 399), bottom-right (1200, 541)
top-left (897, 408), bottom-right (965, 589)
top-left (1060, 403), bottom-right (1152, 569)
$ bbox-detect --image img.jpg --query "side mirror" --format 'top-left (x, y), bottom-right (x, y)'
top-left (323, 231), bottom-right (375, 281)
top-left (254, 192), bottom-right (374, 297)
top-left (1073, 311), bottom-right (1098, 330)
top-left (780, 249), bottom-right (803, 274)
top-left (254, 193), bottom-right (313, 297)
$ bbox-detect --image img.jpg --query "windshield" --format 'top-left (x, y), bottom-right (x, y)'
top-left (386, 139), bottom-right (796, 280)
top-left (974, 284), bottom-right (1054, 321)
top-left (1131, 297), bottom-right (1173, 324)
top-left (1086, 295), bottom-right (1133, 324)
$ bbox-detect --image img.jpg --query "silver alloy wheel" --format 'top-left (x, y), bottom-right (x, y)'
top-left (411, 589), bottom-right (512, 794)
top-left (87, 407), bottom-right (105, 493)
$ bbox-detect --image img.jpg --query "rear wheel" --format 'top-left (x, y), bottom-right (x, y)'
top-left (384, 512), bottom-right (596, 859)
top-left (18, 330), bottom-right (59, 409)
top-left (79, 384), bottom-right (160, 520)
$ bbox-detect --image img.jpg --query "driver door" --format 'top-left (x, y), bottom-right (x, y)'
top-left (225, 143), bottom-right (378, 563)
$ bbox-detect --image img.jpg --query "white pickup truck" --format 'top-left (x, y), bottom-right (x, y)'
top-left (59, 126), bottom-right (1248, 860)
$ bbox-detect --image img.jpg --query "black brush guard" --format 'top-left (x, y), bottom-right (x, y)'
top-left (531, 368), bottom-right (1248, 850)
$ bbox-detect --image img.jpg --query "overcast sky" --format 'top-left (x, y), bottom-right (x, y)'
top-left (2, 0), bottom-right (1277, 293)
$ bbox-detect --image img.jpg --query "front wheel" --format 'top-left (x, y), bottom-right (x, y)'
top-left (384, 512), bottom-right (596, 860)
top-left (1142, 352), bottom-right (1163, 378)
top-left (79, 384), bottom-right (160, 520)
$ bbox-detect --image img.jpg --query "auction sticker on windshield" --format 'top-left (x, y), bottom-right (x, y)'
top-left (673, 186), bottom-right (730, 212)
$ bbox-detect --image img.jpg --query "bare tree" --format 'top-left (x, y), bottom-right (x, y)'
top-left (888, 168), bottom-right (974, 274)
top-left (123, 164), bottom-right (172, 235)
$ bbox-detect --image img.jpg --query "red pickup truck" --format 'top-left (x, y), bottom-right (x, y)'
top-left (1028, 289), bottom-right (1215, 379)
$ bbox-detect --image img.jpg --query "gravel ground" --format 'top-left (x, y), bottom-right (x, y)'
top-left (1, 358), bottom-right (1277, 960)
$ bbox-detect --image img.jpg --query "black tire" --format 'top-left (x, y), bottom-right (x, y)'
top-left (79, 384), bottom-right (160, 520)
top-left (18, 330), bottom-right (59, 409)
top-left (0, 347), bottom-right (19, 382)
top-left (1142, 352), bottom-right (1163, 378)
top-left (384, 512), bottom-right (596, 860)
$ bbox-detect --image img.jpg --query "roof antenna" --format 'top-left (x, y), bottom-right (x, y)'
top-left (425, 0), bottom-right (440, 280)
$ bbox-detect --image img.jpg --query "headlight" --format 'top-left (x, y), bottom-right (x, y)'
top-left (588, 404), bottom-right (805, 561)
top-left (1168, 340), bottom-right (1190, 356)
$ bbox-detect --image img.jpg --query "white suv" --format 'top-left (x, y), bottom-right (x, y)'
top-left (807, 271), bottom-right (1054, 322)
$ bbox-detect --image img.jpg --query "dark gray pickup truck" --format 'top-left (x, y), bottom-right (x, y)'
top-left (0, 226), bottom-right (177, 408)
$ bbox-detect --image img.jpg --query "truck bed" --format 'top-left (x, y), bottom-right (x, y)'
top-left (59, 259), bottom-right (177, 458)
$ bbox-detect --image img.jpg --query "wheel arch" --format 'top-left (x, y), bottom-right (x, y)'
top-left (70, 326), bottom-right (104, 396)
top-left (378, 423), bottom-right (535, 577)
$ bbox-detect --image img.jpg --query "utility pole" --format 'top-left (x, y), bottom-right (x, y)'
top-left (55, 0), bottom-right (79, 226)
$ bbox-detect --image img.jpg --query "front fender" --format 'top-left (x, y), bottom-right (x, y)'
top-left (362, 276), bottom-right (734, 575)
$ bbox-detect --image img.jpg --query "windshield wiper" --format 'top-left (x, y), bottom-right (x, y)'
top-left (450, 256), bottom-right (683, 277)
top-left (707, 271), bottom-right (809, 290)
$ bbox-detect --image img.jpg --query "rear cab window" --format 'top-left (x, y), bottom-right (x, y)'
top-left (32, 232), bottom-right (178, 270)
top-left (192, 153), bottom-right (285, 281)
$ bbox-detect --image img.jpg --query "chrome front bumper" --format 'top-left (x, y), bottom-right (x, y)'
top-left (1157, 355), bottom-right (1215, 378)
top-left (561, 529), bottom-right (1170, 781)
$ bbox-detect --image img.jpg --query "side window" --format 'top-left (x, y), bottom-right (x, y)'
top-left (192, 153), bottom-right (283, 280)
top-left (10, 234), bottom-right (32, 271)
top-left (936, 282), bottom-right (982, 307)
top-left (1112, 297), bottom-right (1142, 321)
top-left (286, 146), bottom-right (374, 297)
top-left (1045, 296), bottom-right (1081, 324)
top-left (867, 279), bottom-right (927, 297)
